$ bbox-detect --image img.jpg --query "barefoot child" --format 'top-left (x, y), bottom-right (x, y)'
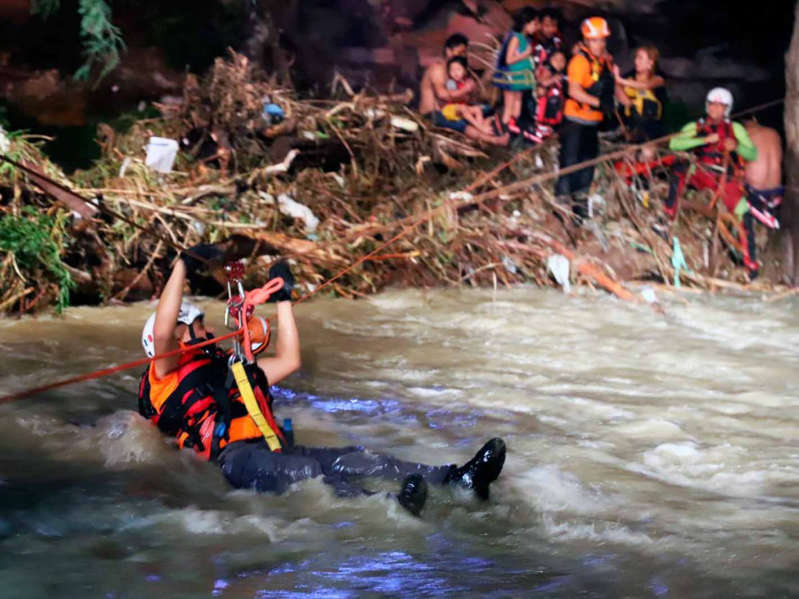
top-left (493, 7), bottom-right (540, 134)
top-left (440, 57), bottom-right (494, 135)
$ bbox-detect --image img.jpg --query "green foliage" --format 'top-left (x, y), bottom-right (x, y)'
top-left (0, 207), bottom-right (74, 312)
top-left (31, 0), bottom-right (61, 17)
top-left (30, 0), bottom-right (125, 84)
top-left (73, 0), bottom-right (126, 83)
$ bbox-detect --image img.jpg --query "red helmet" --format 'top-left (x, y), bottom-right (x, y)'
top-left (581, 17), bottom-right (610, 40)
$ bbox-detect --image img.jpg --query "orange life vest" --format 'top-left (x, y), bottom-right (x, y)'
top-left (564, 43), bottom-right (614, 123)
top-left (138, 347), bottom-right (284, 460)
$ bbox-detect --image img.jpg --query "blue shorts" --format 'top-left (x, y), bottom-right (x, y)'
top-left (428, 110), bottom-right (468, 134)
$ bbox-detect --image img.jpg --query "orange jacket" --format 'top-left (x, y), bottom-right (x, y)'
top-left (564, 44), bottom-right (613, 123)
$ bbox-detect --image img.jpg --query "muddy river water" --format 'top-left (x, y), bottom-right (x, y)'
top-left (0, 288), bottom-right (797, 597)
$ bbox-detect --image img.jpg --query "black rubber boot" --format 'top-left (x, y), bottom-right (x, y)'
top-left (397, 473), bottom-right (428, 516)
top-left (444, 438), bottom-right (506, 500)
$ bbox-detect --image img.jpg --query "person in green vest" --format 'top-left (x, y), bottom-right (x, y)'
top-left (666, 87), bottom-right (760, 278)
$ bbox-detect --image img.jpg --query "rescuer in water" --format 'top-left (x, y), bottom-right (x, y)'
top-left (137, 245), bottom-right (506, 516)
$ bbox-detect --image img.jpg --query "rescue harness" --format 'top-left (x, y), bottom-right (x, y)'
top-left (138, 264), bottom-right (288, 461)
top-left (575, 43), bottom-right (615, 113)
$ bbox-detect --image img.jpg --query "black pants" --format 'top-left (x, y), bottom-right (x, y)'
top-left (555, 120), bottom-right (599, 197)
top-left (218, 441), bottom-right (452, 496)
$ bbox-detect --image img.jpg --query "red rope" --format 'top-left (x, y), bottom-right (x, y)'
top-left (293, 225), bottom-right (414, 304)
top-left (0, 328), bottom-right (244, 403)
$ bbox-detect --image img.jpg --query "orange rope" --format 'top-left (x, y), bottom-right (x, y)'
top-left (293, 225), bottom-right (415, 304)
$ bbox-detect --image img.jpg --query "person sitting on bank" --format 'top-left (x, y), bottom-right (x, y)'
top-left (743, 116), bottom-right (783, 230)
top-left (493, 7), bottom-right (540, 135)
top-left (615, 45), bottom-right (667, 155)
top-left (419, 33), bottom-right (509, 145)
top-left (137, 244), bottom-right (507, 516)
top-left (554, 17), bottom-right (625, 219)
top-left (440, 57), bottom-right (496, 136)
top-left (666, 87), bottom-right (760, 278)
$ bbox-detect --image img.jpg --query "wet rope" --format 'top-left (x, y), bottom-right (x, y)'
top-left (0, 328), bottom-right (244, 403)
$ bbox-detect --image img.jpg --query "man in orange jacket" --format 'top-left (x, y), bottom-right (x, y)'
top-left (555, 17), bottom-right (628, 219)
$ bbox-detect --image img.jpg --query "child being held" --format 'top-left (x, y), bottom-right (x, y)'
top-left (526, 50), bottom-right (567, 143)
top-left (440, 57), bottom-right (494, 135)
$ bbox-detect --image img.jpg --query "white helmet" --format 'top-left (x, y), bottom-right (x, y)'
top-left (706, 87), bottom-right (733, 118)
top-left (141, 300), bottom-right (204, 357)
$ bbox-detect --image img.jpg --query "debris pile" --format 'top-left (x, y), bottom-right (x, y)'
top-left (0, 51), bottom-right (783, 314)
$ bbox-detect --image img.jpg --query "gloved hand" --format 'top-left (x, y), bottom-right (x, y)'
top-left (267, 260), bottom-right (294, 302)
top-left (180, 243), bottom-right (224, 275)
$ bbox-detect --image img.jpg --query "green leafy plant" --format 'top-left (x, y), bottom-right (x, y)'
top-left (31, 0), bottom-right (125, 84)
top-left (0, 207), bottom-right (75, 312)
top-left (73, 0), bottom-right (126, 83)
top-left (31, 0), bottom-right (60, 17)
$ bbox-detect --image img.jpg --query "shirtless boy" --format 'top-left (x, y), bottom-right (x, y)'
top-left (420, 34), bottom-right (509, 145)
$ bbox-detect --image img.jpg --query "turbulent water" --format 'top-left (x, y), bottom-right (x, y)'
top-left (0, 288), bottom-right (797, 598)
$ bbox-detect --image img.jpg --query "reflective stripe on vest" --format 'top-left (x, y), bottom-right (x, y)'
top-left (231, 361), bottom-right (283, 452)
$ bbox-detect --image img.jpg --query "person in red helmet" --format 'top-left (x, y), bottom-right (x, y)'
top-left (666, 87), bottom-right (760, 278)
top-left (554, 17), bottom-right (628, 219)
top-left (137, 244), bottom-right (506, 515)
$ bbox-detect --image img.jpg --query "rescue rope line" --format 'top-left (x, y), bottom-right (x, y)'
top-left (0, 328), bottom-right (243, 403)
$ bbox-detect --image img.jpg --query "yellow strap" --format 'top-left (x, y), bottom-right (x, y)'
top-left (231, 361), bottom-right (282, 451)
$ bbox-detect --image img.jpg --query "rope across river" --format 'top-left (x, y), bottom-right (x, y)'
top-left (0, 97), bottom-right (786, 402)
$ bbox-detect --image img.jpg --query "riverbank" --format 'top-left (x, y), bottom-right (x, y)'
top-left (0, 51), bottom-right (788, 315)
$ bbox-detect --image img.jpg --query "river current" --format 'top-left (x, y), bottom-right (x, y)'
top-left (0, 288), bottom-right (797, 598)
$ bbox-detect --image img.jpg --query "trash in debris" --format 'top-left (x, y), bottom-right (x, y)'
top-left (0, 126), bottom-right (9, 154)
top-left (262, 101), bottom-right (285, 125)
top-left (277, 193), bottom-right (320, 233)
top-left (671, 236), bottom-right (689, 288)
top-left (118, 156), bottom-right (132, 178)
top-left (145, 137), bottom-right (179, 173)
top-left (389, 115), bottom-right (419, 133)
top-left (449, 191), bottom-right (473, 202)
top-left (640, 286), bottom-right (658, 304)
top-left (547, 254), bottom-right (571, 293)
top-left (588, 194), bottom-right (605, 218)
top-left (501, 255), bottom-right (518, 274)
